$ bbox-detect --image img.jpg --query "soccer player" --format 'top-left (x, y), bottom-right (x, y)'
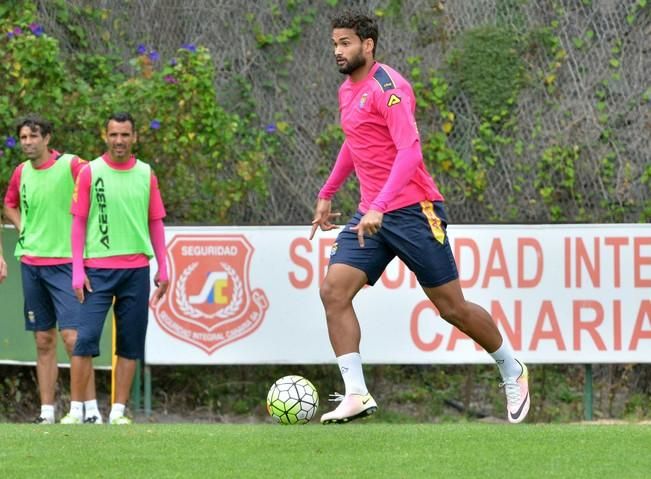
top-left (310, 11), bottom-right (530, 424)
top-left (2, 115), bottom-right (101, 424)
top-left (63, 112), bottom-right (169, 425)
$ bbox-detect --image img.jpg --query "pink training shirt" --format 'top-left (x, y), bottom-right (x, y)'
top-left (320, 62), bottom-right (444, 213)
top-left (3, 150), bottom-right (87, 266)
top-left (70, 153), bottom-right (166, 269)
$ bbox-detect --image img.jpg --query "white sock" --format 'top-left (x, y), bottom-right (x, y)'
top-left (84, 400), bottom-right (101, 419)
top-left (490, 341), bottom-right (523, 379)
top-left (41, 404), bottom-right (55, 421)
top-left (69, 401), bottom-right (84, 419)
top-left (337, 352), bottom-right (368, 396)
top-left (110, 403), bottom-right (126, 420)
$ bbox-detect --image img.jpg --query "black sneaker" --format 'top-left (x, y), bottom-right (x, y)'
top-left (33, 416), bottom-right (54, 424)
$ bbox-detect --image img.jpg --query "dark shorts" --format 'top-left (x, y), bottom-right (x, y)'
top-left (329, 201), bottom-right (459, 287)
top-left (21, 263), bottom-right (80, 332)
top-left (73, 267), bottom-right (150, 360)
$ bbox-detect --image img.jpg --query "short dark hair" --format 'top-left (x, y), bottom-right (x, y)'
top-left (331, 10), bottom-right (379, 56)
top-left (106, 112), bottom-right (136, 131)
top-left (15, 115), bottom-right (53, 138)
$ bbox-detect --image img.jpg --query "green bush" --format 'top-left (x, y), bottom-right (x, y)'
top-left (0, 1), bottom-right (271, 224)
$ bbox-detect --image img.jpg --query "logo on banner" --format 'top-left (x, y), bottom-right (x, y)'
top-left (150, 234), bottom-right (269, 354)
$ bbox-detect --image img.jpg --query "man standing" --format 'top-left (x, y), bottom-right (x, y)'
top-left (64, 112), bottom-right (168, 425)
top-left (3, 115), bottom-right (101, 424)
top-left (311, 11), bottom-right (530, 424)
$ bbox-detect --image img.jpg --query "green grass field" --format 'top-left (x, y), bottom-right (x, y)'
top-left (1, 423), bottom-right (649, 478)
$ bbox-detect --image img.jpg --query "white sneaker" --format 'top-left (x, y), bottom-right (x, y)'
top-left (60, 414), bottom-right (83, 425)
top-left (320, 392), bottom-right (378, 424)
top-left (84, 414), bottom-right (104, 424)
top-left (109, 415), bottom-right (132, 425)
top-left (501, 359), bottom-right (530, 423)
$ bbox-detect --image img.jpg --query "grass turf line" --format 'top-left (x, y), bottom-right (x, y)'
top-left (0, 423), bottom-right (649, 478)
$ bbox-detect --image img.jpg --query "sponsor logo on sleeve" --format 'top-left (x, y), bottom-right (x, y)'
top-left (387, 94), bottom-right (401, 107)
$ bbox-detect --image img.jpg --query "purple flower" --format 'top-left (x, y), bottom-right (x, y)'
top-left (265, 124), bottom-right (277, 134)
top-left (136, 44), bottom-right (147, 55)
top-left (5, 136), bottom-right (17, 148)
top-left (182, 43), bottom-right (197, 52)
top-left (29, 23), bottom-right (44, 37)
top-left (7, 31), bottom-right (14, 39)
top-left (148, 50), bottom-right (160, 62)
top-left (12, 27), bottom-right (22, 36)
top-left (150, 119), bottom-right (161, 130)
top-left (169, 58), bottom-right (177, 67)
top-left (164, 75), bottom-right (178, 84)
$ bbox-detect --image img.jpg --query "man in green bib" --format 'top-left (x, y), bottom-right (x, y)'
top-left (2, 115), bottom-right (101, 424)
top-left (65, 112), bottom-right (169, 425)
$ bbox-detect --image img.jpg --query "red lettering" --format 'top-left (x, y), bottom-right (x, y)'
top-left (454, 238), bottom-right (480, 288)
top-left (381, 261), bottom-right (405, 289)
top-left (573, 300), bottom-right (606, 351)
top-left (629, 300), bottom-right (651, 350)
top-left (575, 238), bottom-right (600, 287)
top-left (634, 237), bottom-right (651, 287)
top-left (613, 300), bottom-right (622, 351)
top-left (491, 300), bottom-right (522, 350)
top-left (410, 300), bottom-right (444, 351)
top-left (482, 239), bottom-right (511, 288)
top-left (518, 238), bottom-right (542, 288)
top-left (529, 300), bottom-right (566, 351)
top-left (288, 238), bottom-right (313, 289)
top-left (564, 237), bottom-right (571, 287)
top-left (604, 237), bottom-right (628, 288)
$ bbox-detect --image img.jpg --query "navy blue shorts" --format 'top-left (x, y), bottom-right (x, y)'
top-left (329, 201), bottom-right (459, 287)
top-left (73, 267), bottom-right (150, 360)
top-left (21, 263), bottom-right (80, 331)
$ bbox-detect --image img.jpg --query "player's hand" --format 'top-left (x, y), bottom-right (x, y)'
top-left (74, 276), bottom-right (93, 303)
top-left (309, 198), bottom-right (341, 240)
top-left (0, 256), bottom-right (7, 283)
top-left (152, 276), bottom-right (169, 304)
top-left (350, 210), bottom-right (383, 247)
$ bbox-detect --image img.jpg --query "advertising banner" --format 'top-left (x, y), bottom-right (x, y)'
top-left (146, 225), bottom-right (651, 364)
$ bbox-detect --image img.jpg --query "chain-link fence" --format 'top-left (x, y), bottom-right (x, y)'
top-left (37, 0), bottom-right (650, 224)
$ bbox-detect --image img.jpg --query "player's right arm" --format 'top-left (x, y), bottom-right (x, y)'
top-left (3, 164), bottom-right (23, 231)
top-left (310, 142), bottom-right (354, 239)
top-left (70, 165), bottom-right (92, 302)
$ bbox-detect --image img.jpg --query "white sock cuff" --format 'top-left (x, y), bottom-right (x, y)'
top-left (111, 403), bottom-right (126, 415)
top-left (41, 404), bottom-right (55, 414)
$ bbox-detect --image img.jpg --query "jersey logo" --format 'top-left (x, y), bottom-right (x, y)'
top-left (359, 93), bottom-right (368, 109)
top-left (387, 94), bottom-right (401, 107)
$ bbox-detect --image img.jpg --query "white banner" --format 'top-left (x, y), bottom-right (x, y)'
top-left (145, 224), bottom-right (651, 364)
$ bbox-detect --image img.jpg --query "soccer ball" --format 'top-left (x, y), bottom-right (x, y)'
top-left (266, 375), bottom-right (319, 425)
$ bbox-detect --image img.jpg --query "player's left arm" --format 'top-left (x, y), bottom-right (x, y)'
top-left (148, 172), bottom-right (168, 303)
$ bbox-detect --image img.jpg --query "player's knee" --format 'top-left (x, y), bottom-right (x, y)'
top-left (319, 281), bottom-right (347, 312)
top-left (34, 331), bottom-right (56, 353)
top-left (60, 329), bottom-right (78, 354)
